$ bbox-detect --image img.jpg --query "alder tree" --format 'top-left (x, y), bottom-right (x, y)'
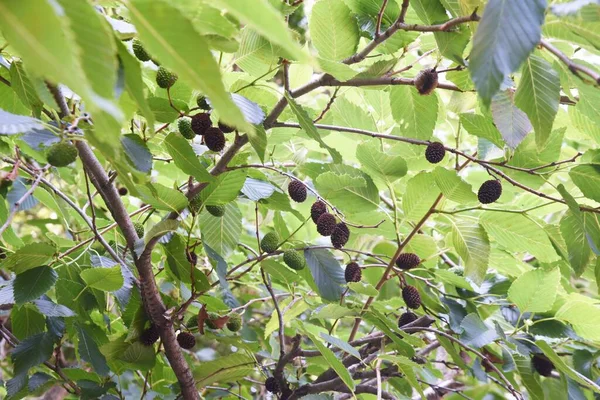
top-left (1, 0), bottom-right (600, 399)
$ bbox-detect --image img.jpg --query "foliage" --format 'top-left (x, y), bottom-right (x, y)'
top-left (0, 0), bottom-right (600, 399)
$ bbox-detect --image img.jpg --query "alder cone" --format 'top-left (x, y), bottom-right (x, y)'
top-left (218, 121), bottom-right (235, 133)
top-left (132, 39), bottom-right (151, 62)
top-left (398, 311), bottom-right (418, 328)
top-left (178, 118), bottom-right (195, 139)
top-left (118, 187), bottom-right (128, 196)
top-left (414, 68), bottom-right (438, 95)
top-left (206, 205), bottom-right (225, 217)
top-left (532, 354), bottom-right (554, 377)
top-left (47, 142), bottom-right (78, 167)
top-left (288, 180), bottom-right (307, 203)
top-left (395, 253), bottom-right (421, 270)
top-left (331, 223), bottom-right (350, 249)
top-left (425, 142), bottom-right (445, 164)
top-left (176, 332), bottom-right (196, 349)
top-left (311, 201), bottom-right (327, 224)
top-left (204, 127), bottom-right (226, 152)
top-left (478, 179), bottom-right (502, 204)
top-left (402, 285), bottom-right (421, 309)
top-left (191, 113), bottom-right (212, 136)
top-left (139, 325), bottom-right (160, 346)
top-left (345, 262), bottom-right (362, 283)
top-left (197, 95), bottom-right (211, 111)
top-left (316, 212), bottom-right (337, 236)
top-left (265, 377), bottom-right (280, 393)
top-left (156, 67), bottom-right (178, 89)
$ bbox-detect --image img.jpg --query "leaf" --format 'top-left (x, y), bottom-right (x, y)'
top-left (403, 172), bottom-right (441, 222)
top-left (480, 213), bottom-right (559, 263)
top-left (514, 55), bottom-right (561, 147)
top-left (122, 134), bottom-right (152, 173)
top-left (433, 167), bottom-right (477, 204)
top-left (199, 203), bottom-right (242, 259)
top-left (164, 132), bottom-right (213, 183)
top-left (556, 298), bottom-right (600, 341)
top-left (33, 299), bottom-right (75, 317)
top-left (247, 124), bottom-right (267, 162)
top-left (144, 219), bottom-right (180, 244)
top-left (320, 333), bottom-right (361, 360)
top-left (231, 93), bottom-right (266, 125)
top-left (2, 243), bottom-right (56, 274)
top-left (11, 332), bottom-right (54, 375)
top-left (537, 340), bottom-right (600, 393)
top-left (459, 313), bottom-right (498, 348)
top-left (315, 171), bottom-right (379, 214)
top-left (80, 266), bottom-right (124, 292)
top-left (147, 96), bottom-right (189, 123)
top-left (0, 109), bottom-right (44, 135)
top-left (459, 113), bottom-right (504, 148)
top-left (200, 170), bottom-right (246, 205)
top-left (508, 267), bottom-right (560, 312)
top-left (163, 234), bottom-right (210, 290)
top-left (301, 327), bottom-right (355, 392)
top-left (241, 178), bottom-right (275, 201)
top-left (356, 142), bottom-right (407, 184)
top-left (514, 354), bottom-right (544, 400)
top-left (561, 211), bottom-right (592, 276)
top-left (9, 60), bottom-right (43, 110)
top-left (285, 94), bottom-right (342, 163)
top-left (312, 304), bottom-right (357, 320)
top-left (119, 342), bottom-right (156, 370)
top-left (137, 183), bottom-right (188, 212)
top-left (193, 353), bottom-right (255, 387)
top-left (212, 0), bottom-right (308, 62)
top-left (126, 0), bottom-right (250, 131)
top-left (469, 0), bottom-right (546, 104)
top-left (304, 248), bottom-right (346, 301)
top-left (115, 40), bottom-right (154, 128)
top-left (451, 217), bottom-right (490, 285)
top-left (570, 164), bottom-right (600, 203)
top-left (78, 325), bottom-right (109, 376)
top-left (490, 90), bottom-right (532, 149)
top-left (390, 86), bottom-right (438, 140)
top-left (56, 0), bottom-right (117, 99)
top-left (265, 299), bottom-right (309, 338)
top-left (13, 266), bottom-right (57, 305)
top-left (348, 282), bottom-right (379, 296)
top-left (309, 0), bottom-right (359, 61)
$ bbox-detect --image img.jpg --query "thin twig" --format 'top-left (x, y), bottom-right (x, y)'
top-left (375, 0), bottom-right (389, 37)
top-left (540, 39), bottom-right (600, 85)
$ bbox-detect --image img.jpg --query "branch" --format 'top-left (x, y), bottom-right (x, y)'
top-left (375, 0), bottom-right (389, 37)
top-left (540, 39), bottom-right (600, 85)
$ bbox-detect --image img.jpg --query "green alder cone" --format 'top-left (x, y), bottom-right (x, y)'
top-left (156, 66), bottom-right (178, 88)
top-left (47, 142), bottom-right (78, 167)
top-left (226, 313), bottom-right (242, 332)
top-left (205, 312), bottom-right (221, 330)
top-left (133, 222), bottom-right (144, 238)
top-left (178, 118), bottom-right (195, 140)
top-left (132, 39), bottom-right (151, 62)
top-left (260, 231), bottom-right (280, 253)
top-left (283, 249), bottom-right (305, 270)
top-left (206, 205), bottom-right (225, 217)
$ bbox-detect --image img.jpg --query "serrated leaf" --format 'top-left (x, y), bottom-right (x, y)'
top-left (491, 90), bottom-right (532, 149)
top-left (34, 299), bottom-right (75, 317)
top-left (315, 170), bottom-right (379, 214)
top-left (470, 0), bottom-right (546, 104)
top-left (320, 332), bottom-right (361, 360)
top-left (286, 94), bottom-right (342, 163)
top-left (403, 172), bottom-right (441, 221)
top-left (241, 178), bottom-right (275, 201)
top-left (247, 124), bottom-right (267, 162)
top-left (451, 217), bottom-right (490, 285)
top-left (199, 203), bottom-right (242, 259)
top-left (144, 219), bottom-right (180, 244)
top-left (13, 266), bottom-right (57, 305)
top-left (460, 113), bottom-right (504, 148)
top-left (304, 248), bottom-right (345, 301)
top-left (164, 132), bottom-right (213, 183)
top-left (356, 142), bottom-right (407, 184)
top-left (514, 55), bottom-right (561, 147)
top-left (11, 332), bottom-right (54, 376)
top-left (570, 164), bottom-right (600, 203)
top-left (2, 243), bottom-right (56, 274)
top-left (122, 134), bottom-right (152, 173)
top-left (163, 234), bottom-right (210, 290)
top-left (347, 281), bottom-right (379, 296)
top-left (433, 167), bottom-right (477, 204)
top-left (0, 109), bottom-right (44, 135)
top-left (317, 57), bottom-right (359, 81)
top-left (312, 304), bottom-right (356, 320)
top-left (193, 353), bottom-right (256, 387)
top-left (459, 313), bottom-right (498, 347)
top-left (80, 266), bottom-right (123, 292)
top-left (390, 86), bottom-right (438, 140)
top-left (137, 183), bottom-right (188, 212)
top-left (508, 267), bottom-right (560, 312)
top-left (126, 0), bottom-right (250, 131)
top-left (561, 211), bottom-right (592, 276)
top-left (78, 325), bottom-right (109, 376)
top-left (310, 0), bottom-right (359, 61)
top-left (200, 170), bottom-right (246, 205)
top-left (9, 60), bottom-right (42, 110)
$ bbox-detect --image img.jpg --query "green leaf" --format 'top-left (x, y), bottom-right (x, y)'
top-left (304, 248), bottom-right (346, 302)
top-left (309, 0), bottom-right (359, 61)
top-left (126, 0), bottom-right (250, 131)
top-left (56, 0), bottom-right (117, 99)
top-left (119, 342), bottom-right (156, 371)
top-left (403, 172), bottom-right (441, 221)
top-left (212, 0), bottom-right (308, 63)
top-left (347, 281), bottom-right (379, 296)
top-left (2, 243), bottom-right (56, 274)
top-left (556, 298), bottom-right (600, 341)
top-left (164, 132), bottom-right (213, 183)
top-left (248, 124), bottom-right (267, 162)
top-left (570, 164), bottom-right (600, 203)
top-left (200, 170), bottom-right (246, 205)
top-left (481, 213), bottom-right (559, 263)
top-left (144, 220), bottom-right (180, 244)
top-left (433, 167), bottom-right (477, 204)
top-left (163, 234), bottom-right (210, 291)
top-left (285, 94), bottom-right (343, 163)
top-left (490, 90), bottom-right (532, 149)
top-left (514, 55), bottom-right (561, 147)
top-left (312, 304), bottom-right (356, 320)
top-left (459, 313), bottom-right (498, 347)
top-left (265, 298), bottom-right (309, 338)
top-left (469, 0), bottom-right (546, 104)
top-left (300, 326), bottom-right (355, 392)
top-left (11, 332), bottom-right (54, 375)
top-left (459, 113), bottom-right (504, 148)
top-left (199, 203), bottom-right (242, 259)
top-left (514, 354), bottom-right (544, 400)
top-left (115, 40), bottom-right (154, 129)
top-left (320, 333), bottom-right (361, 360)
top-left (194, 353), bottom-right (256, 387)
top-left (147, 97), bottom-right (189, 123)
top-left (390, 86), bottom-right (438, 140)
top-left (314, 170), bottom-right (379, 214)
top-left (13, 266), bottom-right (57, 305)
top-left (80, 266), bottom-right (124, 292)
top-left (234, 28), bottom-right (278, 78)
top-left (560, 211), bottom-right (592, 276)
top-left (508, 267), bottom-right (560, 312)
top-left (356, 142), bottom-right (407, 184)
top-left (451, 217), bottom-right (490, 285)
top-left (317, 58), bottom-right (359, 81)
top-left (9, 60), bottom-right (43, 110)
top-left (537, 340), bottom-right (600, 393)
top-left (137, 183), bottom-right (189, 212)
top-left (77, 325), bottom-right (109, 376)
